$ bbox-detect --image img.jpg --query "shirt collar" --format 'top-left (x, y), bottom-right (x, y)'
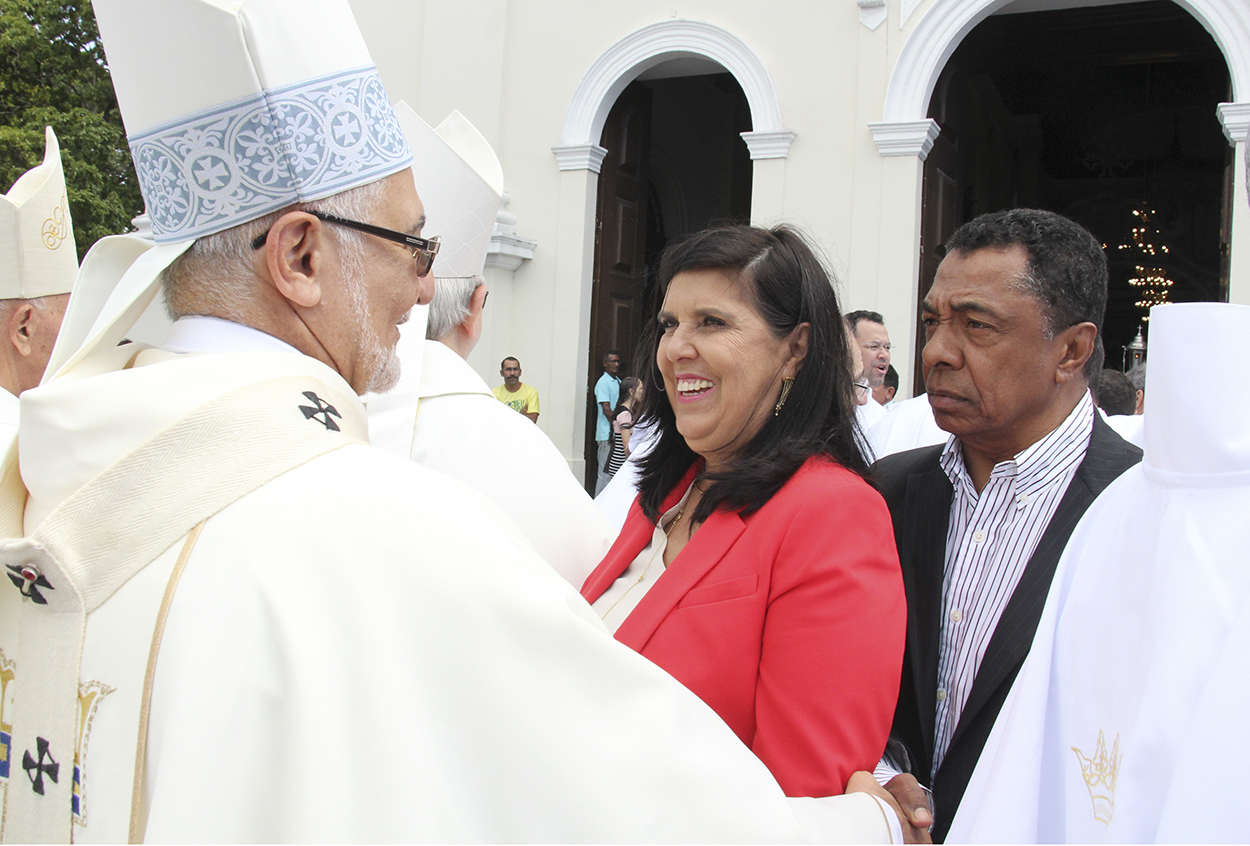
top-left (940, 391), bottom-right (1096, 497)
top-left (162, 315), bottom-right (302, 356)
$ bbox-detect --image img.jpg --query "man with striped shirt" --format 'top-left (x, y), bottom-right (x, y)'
top-left (872, 209), bottom-right (1142, 841)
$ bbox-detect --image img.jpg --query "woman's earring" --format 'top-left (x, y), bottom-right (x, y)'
top-left (774, 377), bottom-right (795, 416)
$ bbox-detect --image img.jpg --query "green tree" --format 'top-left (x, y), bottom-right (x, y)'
top-left (0, 0), bottom-right (142, 259)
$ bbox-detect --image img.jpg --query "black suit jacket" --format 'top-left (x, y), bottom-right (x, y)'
top-left (872, 415), bottom-right (1141, 841)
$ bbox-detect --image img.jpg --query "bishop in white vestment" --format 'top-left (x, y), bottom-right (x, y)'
top-left (0, 127), bottom-right (79, 444)
top-left (371, 330), bottom-right (611, 587)
top-left (0, 0), bottom-right (902, 841)
top-left (365, 105), bottom-right (611, 587)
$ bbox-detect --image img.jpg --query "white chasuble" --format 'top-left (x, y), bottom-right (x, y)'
top-left (1, 346), bottom-right (366, 842)
top-left (0, 390), bottom-right (16, 449)
top-left (949, 302), bottom-right (1250, 843)
top-left (367, 336), bottom-right (612, 589)
top-left (1, 347), bottom-right (892, 843)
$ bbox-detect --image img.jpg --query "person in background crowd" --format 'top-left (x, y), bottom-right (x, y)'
top-left (847, 309), bottom-right (891, 431)
top-left (582, 224), bottom-right (906, 799)
top-left (1096, 368), bottom-right (1136, 417)
top-left (846, 320), bottom-right (874, 462)
top-left (603, 376), bottom-right (642, 480)
top-left (492, 355), bottom-right (539, 422)
top-left (874, 364), bottom-right (899, 408)
top-left (594, 348), bottom-right (623, 494)
top-left (1126, 361), bottom-right (1146, 414)
top-left (868, 394), bottom-right (948, 461)
top-left (1099, 364), bottom-right (1145, 448)
top-left (874, 208), bottom-right (1142, 840)
top-left (593, 392), bottom-right (662, 533)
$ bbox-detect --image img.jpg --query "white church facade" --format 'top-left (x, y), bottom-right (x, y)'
top-left (348, 0), bottom-right (1250, 484)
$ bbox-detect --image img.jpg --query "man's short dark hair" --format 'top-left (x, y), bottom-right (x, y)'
top-left (602, 349), bottom-right (619, 364)
top-left (883, 364), bottom-right (899, 392)
top-left (945, 209), bottom-right (1108, 381)
top-left (845, 310), bottom-right (885, 334)
top-left (1097, 369), bottom-right (1137, 416)
top-left (500, 356), bottom-right (519, 369)
top-left (1126, 362), bottom-right (1147, 393)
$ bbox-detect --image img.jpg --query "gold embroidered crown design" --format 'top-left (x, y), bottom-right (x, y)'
top-left (1071, 730), bottom-right (1121, 825)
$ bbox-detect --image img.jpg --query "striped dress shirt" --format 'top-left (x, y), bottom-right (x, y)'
top-left (930, 392), bottom-right (1095, 778)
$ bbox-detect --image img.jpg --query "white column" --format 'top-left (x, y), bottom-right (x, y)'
top-left (741, 130), bottom-right (797, 226)
top-left (860, 119), bottom-right (940, 396)
top-left (1219, 102), bottom-right (1250, 305)
top-left (546, 149), bottom-right (604, 476)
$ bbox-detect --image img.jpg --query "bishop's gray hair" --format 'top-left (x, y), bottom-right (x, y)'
top-left (162, 179), bottom-right (387, 320)
top-left (426, 275), bottom-right (484, 342)
top-left (0, 296), bottom-right (61, 338)
top-left (0, 296), bottom-right (54, 320)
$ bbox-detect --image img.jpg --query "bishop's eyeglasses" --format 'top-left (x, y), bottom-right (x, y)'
top-left (252, 211), bottom-right (441, 277)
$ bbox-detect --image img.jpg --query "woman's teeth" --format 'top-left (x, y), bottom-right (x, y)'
top-left (677, 379), bottom-right (713, 395)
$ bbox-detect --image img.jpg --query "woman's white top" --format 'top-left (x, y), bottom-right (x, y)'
top-left (592, 479), bottom-right (696, 633)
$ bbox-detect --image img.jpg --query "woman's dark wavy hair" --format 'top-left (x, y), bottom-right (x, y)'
top-left (634, 224), bottom-right (866, 525)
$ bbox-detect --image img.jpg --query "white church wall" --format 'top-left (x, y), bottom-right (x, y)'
top-left (348, 0), bottom-right (1250, 467)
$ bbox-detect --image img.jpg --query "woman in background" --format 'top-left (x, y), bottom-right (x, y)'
top-left (581, 224), bottom-right (905, 797)
top-left (603, 377), bottom-right (642, 478)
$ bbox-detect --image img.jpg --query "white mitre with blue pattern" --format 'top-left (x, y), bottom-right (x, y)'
top-left (0, 127), bottom-right (78, 300)
top-left (94, 0), bottom-right (411, 243)
top-left (45, 0), bottom-right (411, 381)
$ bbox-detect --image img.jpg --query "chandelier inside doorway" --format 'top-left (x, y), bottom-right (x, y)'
top-left (1117, 204), bottom-right (1174, 319)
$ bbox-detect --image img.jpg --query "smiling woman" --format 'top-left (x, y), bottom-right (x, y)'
top-left (580, 224), bottom-right (907, 797)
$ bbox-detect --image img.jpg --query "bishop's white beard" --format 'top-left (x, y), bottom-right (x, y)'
top-left (341, 245), bottom-right (403, 395)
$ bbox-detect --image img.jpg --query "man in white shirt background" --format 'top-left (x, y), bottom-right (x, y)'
top-left (847, 309), bottom-right (891, 431)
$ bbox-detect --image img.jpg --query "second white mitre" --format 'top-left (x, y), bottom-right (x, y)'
top-left (0, 126), bottom-right (77, 302)
top-left (0, 126), bottom-right (79, 433)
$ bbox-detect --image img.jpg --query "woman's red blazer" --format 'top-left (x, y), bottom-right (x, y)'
top-left (581, 456), bottom-right (906, 797)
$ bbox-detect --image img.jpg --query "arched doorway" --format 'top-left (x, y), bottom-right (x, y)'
top-left (553, 19), bottom-right (793, 491)
top-left (583, 68), bottom-right (754, 491)
top-left (871, 0), bottom-right (1250, 395)
top-left (915, 0), bottom-right (1235, 392)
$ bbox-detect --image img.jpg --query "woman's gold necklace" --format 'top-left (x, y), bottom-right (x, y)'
top-left (599, 495), bottom-right (694, 621)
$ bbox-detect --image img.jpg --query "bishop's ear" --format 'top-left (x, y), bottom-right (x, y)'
top-left (8, 303), bottom-right (36, 357)
top-left (262, 212), bottom-right (327, 309)
top-left (467, 283), bottom-right (488, 318)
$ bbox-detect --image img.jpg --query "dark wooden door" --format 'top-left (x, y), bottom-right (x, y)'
top-left (1218, 140), bottom-right (1234, 303)
top-left (917, 73), bottom-right (963, 396)
top-left (585, 81), bottom-right (652, 490)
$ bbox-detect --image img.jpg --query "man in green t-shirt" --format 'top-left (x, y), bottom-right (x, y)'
top-left (492, 356), bottom-right (540, 423)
